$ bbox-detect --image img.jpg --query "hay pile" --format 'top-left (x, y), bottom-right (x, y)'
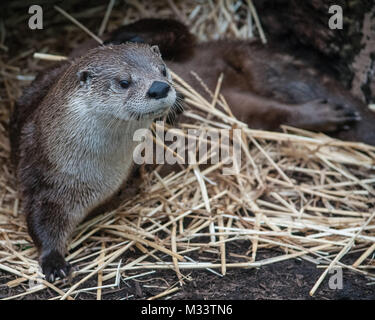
top-left (0, 0), bottom-right (374, 300)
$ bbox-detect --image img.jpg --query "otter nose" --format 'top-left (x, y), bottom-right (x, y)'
top-left (147, 81), bottom-right (170, 99)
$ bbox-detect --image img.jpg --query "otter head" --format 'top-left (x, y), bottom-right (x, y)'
top-left (68, 43), bottom-right (176, 121)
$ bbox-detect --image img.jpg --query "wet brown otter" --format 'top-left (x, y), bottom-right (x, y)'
top-left (104, 18), bottom-right (375, 145)
top-left (10, 43), bottom-right (177, 282)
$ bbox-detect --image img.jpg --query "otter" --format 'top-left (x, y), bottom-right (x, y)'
top-left (101, 18), bottom-right (375, 145)
top-left (10, 43), bottom-right (177, 282)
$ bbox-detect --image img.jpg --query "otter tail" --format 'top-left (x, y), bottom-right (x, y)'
top-left (105, 18), bottom-right (195, 62)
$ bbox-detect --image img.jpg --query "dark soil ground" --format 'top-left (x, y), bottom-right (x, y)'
top-left (1, 241), bottom-right (374, 300)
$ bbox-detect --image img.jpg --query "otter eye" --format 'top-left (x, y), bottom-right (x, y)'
top-left (119, 80), bottom-right (130, 89)
top-left (162, 66), bottom-right (167, 77)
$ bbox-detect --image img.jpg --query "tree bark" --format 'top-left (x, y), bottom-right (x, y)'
top-left (254, 0), bottom-right (375, 104)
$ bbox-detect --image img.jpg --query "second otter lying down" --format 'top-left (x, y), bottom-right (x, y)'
top-left (102, 18), bottom-right (375, 146)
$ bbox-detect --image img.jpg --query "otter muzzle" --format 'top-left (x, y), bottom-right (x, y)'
top-left (147, 81), bottom-right (170, 100)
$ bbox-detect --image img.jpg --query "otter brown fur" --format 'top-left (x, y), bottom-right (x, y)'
top-left (104, 18), bottom-right (375, 145)
top-left (10, 43), bottom-right (177, 282)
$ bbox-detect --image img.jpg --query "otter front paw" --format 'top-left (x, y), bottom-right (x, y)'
top-left (293, 99), bottom-right (361, 132)
top-left (41, 250), bottom-right (71, 282)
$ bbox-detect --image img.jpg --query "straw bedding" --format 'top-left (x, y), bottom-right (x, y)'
top-left (0, 0), bottom-right (374, 300)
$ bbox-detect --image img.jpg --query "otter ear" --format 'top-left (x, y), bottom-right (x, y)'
top-left (151, 45), bottom-right (161, 57)
top-left (77, 70), bottom-right (92, 88)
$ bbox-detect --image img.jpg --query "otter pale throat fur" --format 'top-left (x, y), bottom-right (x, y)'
top-left (10, 43), bottom-right (177, 282)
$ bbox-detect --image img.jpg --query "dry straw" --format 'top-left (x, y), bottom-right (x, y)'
top-left (0, 0), bottom-right (374, 300)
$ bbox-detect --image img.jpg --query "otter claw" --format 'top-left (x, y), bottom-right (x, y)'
top-left (48, 273), bottom-right (55, 283)
top-left (41, 250), bottom-right (71, 282)
top-left (59, 269), bottom-right (67, 278)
